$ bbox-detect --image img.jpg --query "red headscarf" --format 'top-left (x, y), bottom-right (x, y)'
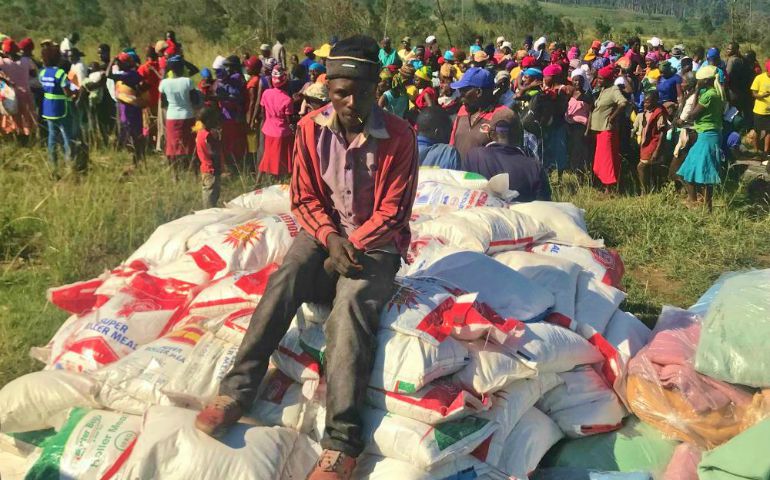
top-left (521, 56), bottom-right (536, 68)
top-left (598, 65), bottom-right (616, 80)
top-left (2, 38), bottom-right (19, 55)
top-left (18, 38), bottom-right (34, 53)
top-left (765, 59), bottom-right (770, 73)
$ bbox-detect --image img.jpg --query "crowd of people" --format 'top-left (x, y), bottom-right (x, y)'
top-left (1, 29), bottom-right (769, 210)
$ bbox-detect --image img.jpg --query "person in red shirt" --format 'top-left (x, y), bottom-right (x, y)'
top-left (195, 35), bottom-right (418, 480)
top-left (195, 106), bottom-right (223, 207)
top-left (137, 46), bottom-right (162, 141)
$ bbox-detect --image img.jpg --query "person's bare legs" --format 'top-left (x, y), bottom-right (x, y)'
top-left (637, 162), bottom-right (649, 194)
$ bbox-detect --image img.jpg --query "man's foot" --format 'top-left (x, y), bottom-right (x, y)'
top-left (306, 450), bottom-right (357, 480)
top-left (194, 395), bottom-right (243, 437)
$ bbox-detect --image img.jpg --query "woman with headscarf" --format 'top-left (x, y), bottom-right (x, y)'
top-left (0, 38), bottom-right (37, 140)
top-left (657, 60), bottom-right (683, 105)
top-left (378, 71), bottom-right (408, 118)
top-left (676, 65), bottom-right (724, 211)
top-left (644, 52), bottom-right (661, 85)
top-left (541, 64), bottom-right (569, 180)
top-left (414, 66), bottom-right (437, 110)
top-left (565, 67), bottom-right (594, 173)
top-left (159, 55), bottom-right (197, 171)
top-left (588, 65), bottom-right (628, 192)
top-left (217, 55), bottom-right (247, 169)
top-left (244, 56), bottom-right (263, 162)
top-left (138, 46), bottom-right (162, 143)
top-left (258, 66), bottom-right (294, 177)
top-left (107, 52), bottom-right (146, 165)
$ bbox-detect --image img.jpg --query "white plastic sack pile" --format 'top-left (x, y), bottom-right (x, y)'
top-left (23, 170), bottom-right (652, 480)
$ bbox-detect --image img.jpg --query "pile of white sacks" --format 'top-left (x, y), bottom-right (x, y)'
top-left (0, 168), bottom-right (653, 480)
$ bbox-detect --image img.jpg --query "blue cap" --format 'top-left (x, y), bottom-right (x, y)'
top-left (450, 67), bottom-right (495, 89)
top-left (469, 45), bottom-right (482, 54)
top-left (707, 47), bottom-right (719, 59)
top-left (308, 62), bottom-right (326, 73)
top-left (200, 68), bottom-right (212, 79)
top-left (443, 50), bottom-right (455, 61)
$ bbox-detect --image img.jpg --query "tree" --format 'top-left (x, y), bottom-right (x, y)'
top-left (595, 17), bottom-right (612, 39)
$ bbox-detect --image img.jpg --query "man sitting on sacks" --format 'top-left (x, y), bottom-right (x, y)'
top-left (195, 35), bottom-right (418, 480)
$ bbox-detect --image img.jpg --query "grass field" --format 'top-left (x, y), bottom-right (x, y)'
top-left (1, 141), bottom-right (769, 387)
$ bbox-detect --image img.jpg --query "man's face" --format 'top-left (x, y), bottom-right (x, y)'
top-left (328, 77), bottom-right (377, 130)
top-left (261, 48), bottom-right (271, 57)
top-left (460, 86), bottom-right (483, 109)
top-left (402, 41), bottom-right (410, 51)
top-left (382, 39), bottom-right (391, 50)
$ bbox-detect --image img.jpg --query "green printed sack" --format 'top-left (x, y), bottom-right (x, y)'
top-left (25, 407), bottom-right (140, 480)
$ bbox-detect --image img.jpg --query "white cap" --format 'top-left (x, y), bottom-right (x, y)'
top-left (425, 35), bottom-right (437, 44)
top-left (259, 43), bottom-right (271, 51)
top-left (614, 76), bottom-right (626, 86)
top-left (534, 36), bottom-right (547, 50)
top-left (212, 55), bottom-right (226, 70)
top-left (496, 36), bottom-right (506, 44)
top-left (495, 70), bottom-right (509, 83)
top-left (648, 37), bottom-right (662, 47)
top-left (501, 41), bottom-right (513, 50)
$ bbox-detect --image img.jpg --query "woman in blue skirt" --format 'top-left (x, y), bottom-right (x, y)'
top-left (676, 65), bottom-right (724, 211)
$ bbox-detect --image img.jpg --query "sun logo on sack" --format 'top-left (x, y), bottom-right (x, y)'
top-left (224, 220), bottom-right (265, 248)
top-left (387, 282), bottom-right (423, 312)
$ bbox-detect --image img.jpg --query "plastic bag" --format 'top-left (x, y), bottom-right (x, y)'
top-left (412, 207), bottom-right (550, 254)
top-left (537, 366), bottom-right (626, 438)
top-left (121, 406), bottom-right (319, 480)
top-left (694, 269), bottom-right (770, 387)
top-left (369, 330), bottom-right (469, 394)
top-left (509, 202), bottom-right (604, 248)
top-left (184, 264), bottom-right (278, 318)
top-left (492, 408), bottom-right (563, 478)
top-left (225, 184), bottom-right (291, 214)
top-left (0, 370), bottom-right (99, 433)
top-left (93, 320), bottom-right (206, 414)
top-left (452, 340), bottom-right (536, 396)
top-left (627, 306), bottom-right (764, 449)
top-left (493, 251), bottom-right (581, 327)
top-left (529, 243), bottom-right (624, 289)
top-left (412, 181), bottom-right (507, 215)
top-left (540, 417), bottom-right (678, 475)
top-left (362, 407), bottom-right (497, 469)
top-left (24, 407), bottom-right (141, 480)
top-left (366, 377), bottom-right (490, 425)
top-left (127, 208), bottom-right (255, 264)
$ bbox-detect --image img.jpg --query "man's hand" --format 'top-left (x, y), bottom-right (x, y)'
top-left (326, 233), bottom-right (363, 277)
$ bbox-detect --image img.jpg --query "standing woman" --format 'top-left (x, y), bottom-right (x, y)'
top-left (107, 52), bottom-right (145, 166)
top-left (565, 67), bottom-right (593, 174)
top-left (217, 55), bottom-right (247, 170)
top-left (588, 65), bottom-right (628, 193)
top-left (244, 56), bottom-right (263, 165)
top-left (414, 66), bottom-right (437, 110)
top-left (676, 66), bottom-right (724, 211)
top-left (541, 64), bottom-right (569, 181)
top-left (159, 56), bottom-right (197, 171)
top-left (258, 66), bottom-right (294, 178)
top-left (378, 72), bottom-right (409, 118)
top-left (0, 39), bottom-right (37, 141)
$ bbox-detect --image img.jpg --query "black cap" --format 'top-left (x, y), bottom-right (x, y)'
top-left (326, 35), bottom-right (380, 82)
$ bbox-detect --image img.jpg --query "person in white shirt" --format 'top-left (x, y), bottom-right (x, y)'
top-left (271, 33), bottom-right (287, 68)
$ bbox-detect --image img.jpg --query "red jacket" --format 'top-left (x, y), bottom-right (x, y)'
top-left (290, 107), bottom-right (418, 257)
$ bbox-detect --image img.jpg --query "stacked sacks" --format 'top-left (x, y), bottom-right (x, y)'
top-left (1, 169), bottom-right (654, 479)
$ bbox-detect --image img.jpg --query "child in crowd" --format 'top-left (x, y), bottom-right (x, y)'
top-left (634, 90), bottom-right (668, 193)
top-left (195, 106), bottom-right (223, 208)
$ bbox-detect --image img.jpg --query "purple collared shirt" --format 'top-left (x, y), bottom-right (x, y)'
top-left (313, 104), bottom-right (389, 238)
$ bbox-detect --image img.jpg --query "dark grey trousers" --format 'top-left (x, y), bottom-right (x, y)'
top-left (219, 230), bottom-right (400, 457)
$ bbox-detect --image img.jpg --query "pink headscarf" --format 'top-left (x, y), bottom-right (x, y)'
top-left (543, 64), bottom-right (563, 77)
top-left (271, 65), bottom-right (287, 88)
top-left (567, 46), bottom-right (579, 61)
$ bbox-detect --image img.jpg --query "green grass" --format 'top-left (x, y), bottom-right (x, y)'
top-left (1, 141), bottom-right (769, 387)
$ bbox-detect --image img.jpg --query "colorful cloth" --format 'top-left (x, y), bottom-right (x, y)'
top-left (165, 118), bottom-right (195, 156)
top-left (593, 129), bottom-right (620, 185)
top-left (259, 133), bottom-right (294, 176)
top-left (260, 87), bottom-right (293, 137)
top-left (677, 130), bottom-right (722, 185)
top-left (698, 418), bottom-right (770, 480)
